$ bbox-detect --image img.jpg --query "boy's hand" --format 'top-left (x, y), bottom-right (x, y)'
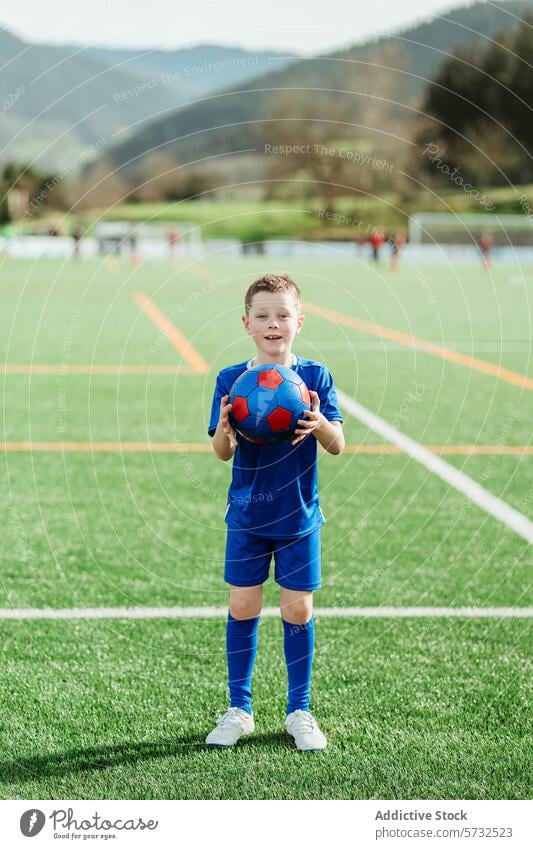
top-left (291, 390), bottom-right (322, 445)
top-left (219, 395), bottom-right (238, 449)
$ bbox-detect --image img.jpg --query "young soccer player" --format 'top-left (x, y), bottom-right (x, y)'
top-left (206, 272), bottom-right (345, 751)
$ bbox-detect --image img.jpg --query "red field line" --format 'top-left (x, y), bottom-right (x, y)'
top-left (1, 443), bottom-right (531, 454)
top-left (424, 445), bottom-right (533, 455)
top-left (342, 444), bottom-right (533, 455)
top-left (0, 365), bottom-right (192, 375)
top-left (0, 442), bottom-right (211, 452)
top-left (134, 291), bottom-right (210, 375)
top-left (304, 300), bottom-right (533, 391)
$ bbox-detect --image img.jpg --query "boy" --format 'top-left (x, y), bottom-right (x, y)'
top-left (206, 272), bottom-right (345, 751)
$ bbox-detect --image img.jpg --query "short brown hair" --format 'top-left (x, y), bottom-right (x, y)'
top-left (245, 272), bottom-right (302, 315)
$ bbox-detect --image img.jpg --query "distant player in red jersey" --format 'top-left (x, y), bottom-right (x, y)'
top-left (370, 230), bottom-right (385, 262)
top-left (479, 231), bottom-right (493, 271)
top-left (167, 228), bottom-right (180, 262)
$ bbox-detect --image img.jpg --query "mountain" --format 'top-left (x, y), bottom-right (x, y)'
top-left (68, 43), bottom-right (297, 95)
top-left (88, 0), bottom-right (533, 185)
top-left (0, 29), bottom-right (296, 170)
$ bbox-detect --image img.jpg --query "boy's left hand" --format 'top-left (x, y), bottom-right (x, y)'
top-left (291, 390), bottom-right (322, 445)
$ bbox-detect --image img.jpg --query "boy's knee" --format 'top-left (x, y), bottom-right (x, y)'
top-left (230, 593), bottom-right (262, 620)
top-left (280, 597), bottom-right (313, 625)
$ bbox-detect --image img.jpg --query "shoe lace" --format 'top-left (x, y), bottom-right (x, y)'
top-left (216, 707), bottom-right (246, 728)
top-left (291, 710), bottom-right (317, 731)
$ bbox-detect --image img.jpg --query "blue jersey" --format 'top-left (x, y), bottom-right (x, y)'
top-left (208, 355), bottom-right (343, 538)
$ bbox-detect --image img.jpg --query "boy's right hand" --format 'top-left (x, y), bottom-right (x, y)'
top-left (219, 395), bottom-right (238, 449)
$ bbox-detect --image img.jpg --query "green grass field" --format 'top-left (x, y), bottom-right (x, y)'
top-left (0, 255), bottom-right (531, 799)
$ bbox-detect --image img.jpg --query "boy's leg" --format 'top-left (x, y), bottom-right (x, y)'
top-left (226, 584), bottom-right (263, 714)
top-left (206, 529), bottom-right (270, 744)
top-left (280, 586), bottom-right (326, 750)
top-left (274, 529), bottom-right (320, 716)
top-left (279, 587), bottom-right (314, 714)
top-left (270, 533), bottom-right (326, 750)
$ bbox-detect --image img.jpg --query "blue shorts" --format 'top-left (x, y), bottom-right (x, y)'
top-left (224, 527), bottom-right (321, 591)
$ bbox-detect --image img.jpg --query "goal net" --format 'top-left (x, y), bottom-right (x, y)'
top-left (409, 213), bottom-right (533, 246)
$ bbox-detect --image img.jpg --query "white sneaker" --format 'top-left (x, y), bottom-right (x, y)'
top-left (285, 710), bottom-right (327, 751)
top-left (205, 707), bottom-right (255, 747)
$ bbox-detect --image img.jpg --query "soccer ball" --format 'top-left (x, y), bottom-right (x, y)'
top-left (229, 363), bottom-right (311, 445)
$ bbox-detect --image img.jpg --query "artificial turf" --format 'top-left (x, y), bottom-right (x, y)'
top-left (0, 256), bottom-right (531, 799)
top-left (0, 617), bottom-right (530, 800)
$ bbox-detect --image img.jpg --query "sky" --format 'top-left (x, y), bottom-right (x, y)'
top-left (0, 0), bottom-right (477, 55)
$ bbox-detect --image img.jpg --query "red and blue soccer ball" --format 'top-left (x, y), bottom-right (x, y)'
top-left (229, 363), bottom-right (311, 445)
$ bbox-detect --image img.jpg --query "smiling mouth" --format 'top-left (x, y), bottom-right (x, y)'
top-left (264, 335), bottom-right (282, 340)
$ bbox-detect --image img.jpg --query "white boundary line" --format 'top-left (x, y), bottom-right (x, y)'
top-left (336, 389), bottom-right (533, 544)
top-left (2, 393), bottom-right (530, 623)
top-left (0, 606), bottom-right (530, 620)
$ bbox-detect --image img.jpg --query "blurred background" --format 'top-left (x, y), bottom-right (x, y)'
top-left (1, 0), bottom-right (532, 261)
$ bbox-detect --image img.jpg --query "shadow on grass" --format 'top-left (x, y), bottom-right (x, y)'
top-left (1, 731), bottom-right (293, 783)
top-left (235, 731), bottom-right (292, 750)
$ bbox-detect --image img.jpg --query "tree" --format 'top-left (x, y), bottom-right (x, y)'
top-left (416, 16), bottom-right (533, 185)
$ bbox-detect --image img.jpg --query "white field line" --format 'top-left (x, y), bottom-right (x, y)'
top-left (0, 607), bottom-right (530, 620)
top-left (336, 389), bottom-right (533, 544)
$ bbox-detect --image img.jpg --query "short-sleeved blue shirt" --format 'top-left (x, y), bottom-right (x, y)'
top-left (208, 354), bottom-right (343, 538)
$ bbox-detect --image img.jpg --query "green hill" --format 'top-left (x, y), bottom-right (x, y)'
top-left (0, 29), bottom-right (295, 170)
top-left (88, 0), bottom-right (533, 185)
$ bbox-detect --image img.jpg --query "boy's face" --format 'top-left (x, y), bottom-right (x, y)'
top-left (242, 291), bottom-right (304, 361)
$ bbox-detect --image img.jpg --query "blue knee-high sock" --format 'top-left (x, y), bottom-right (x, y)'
top-left (283, 616), bottom-right (315, 715)
top-left (226, 612), bottom-right (259, 715)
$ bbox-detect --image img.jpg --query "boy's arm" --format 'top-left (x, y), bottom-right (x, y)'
top-left (211, 394), bottom-right (237, 461)
top-left (314, 417), bottom-right (345, 455)
top-left (291, 390), bottom-right (345, 454)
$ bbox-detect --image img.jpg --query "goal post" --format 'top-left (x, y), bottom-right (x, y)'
top-left (93, 220), bottom-right (203, 259)
top-left (408, 213), bottom-right (533, 246)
